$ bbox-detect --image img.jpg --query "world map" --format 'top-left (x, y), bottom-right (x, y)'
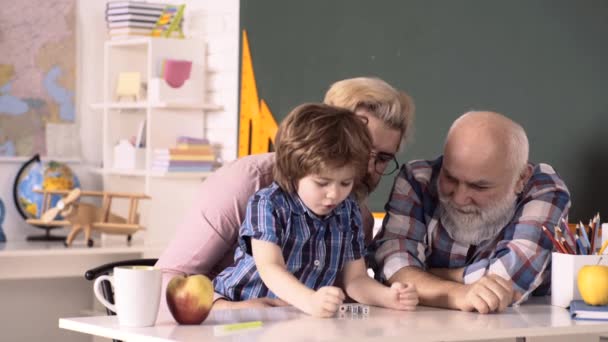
top-left (0, 0), bottom-right (76, 157)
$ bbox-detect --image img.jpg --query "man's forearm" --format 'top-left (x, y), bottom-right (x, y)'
top-left (428, 267), bottom-right (464, 283)
top-left (388, 266), bottom-right (464, 310)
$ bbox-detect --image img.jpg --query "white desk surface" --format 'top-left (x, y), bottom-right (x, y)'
top-left (60, 298), bottom-right (608, 342)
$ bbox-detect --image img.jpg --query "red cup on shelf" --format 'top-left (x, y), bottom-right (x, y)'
top-left (162, 59), bottom-right (192, 88)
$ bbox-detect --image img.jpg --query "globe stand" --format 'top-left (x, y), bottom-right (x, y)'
top-left (26, 226), bottom-right (66, 242)
top-left (12, 154), bottom-right (80, 244)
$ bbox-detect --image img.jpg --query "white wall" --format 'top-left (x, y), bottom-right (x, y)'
top-left (1, 0), bottom-right (240, 243)
top-left (183, 0), bottom-right (241, 160)
top-left (0, 1), bottom-right (241, 341)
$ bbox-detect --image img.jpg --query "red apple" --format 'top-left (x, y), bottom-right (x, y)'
top-left (166, 274), bottom-right (214, 324)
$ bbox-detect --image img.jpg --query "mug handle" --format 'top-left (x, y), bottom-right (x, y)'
top-left (93, 275), bottom-right (117, 313)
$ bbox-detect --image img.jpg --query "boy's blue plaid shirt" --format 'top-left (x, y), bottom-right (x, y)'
top-left (213, 182), bottom-right (365, 300)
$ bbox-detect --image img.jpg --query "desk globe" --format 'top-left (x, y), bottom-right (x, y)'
top-left (12, 154), bottom-right (81, 241)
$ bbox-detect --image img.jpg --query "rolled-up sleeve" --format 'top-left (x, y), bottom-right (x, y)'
top-left (373, 165), bottom-right (431, 281)
top-left (240, 195), bottom-right (282, 245)
top-left (463, 164), bottom-right (571, 300)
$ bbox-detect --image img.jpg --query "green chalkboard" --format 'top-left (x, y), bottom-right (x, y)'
top-left (240, 0), bottom-right (608, 221)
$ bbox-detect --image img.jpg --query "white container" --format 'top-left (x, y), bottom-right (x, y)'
top-left (148, 77), bottom-right (204, 105)
top-left (113, 140), bottom-right (145, 170)
top-left (551, 252), bottom-right (608, 308)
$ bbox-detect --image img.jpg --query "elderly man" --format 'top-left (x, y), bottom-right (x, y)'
top-left (372, 111), bottom-right (570, 314)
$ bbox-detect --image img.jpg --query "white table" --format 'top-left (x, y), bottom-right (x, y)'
top-left (59, 298), bottom-right (608, 342)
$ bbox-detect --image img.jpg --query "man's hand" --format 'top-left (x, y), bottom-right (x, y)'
top-left (213, 297), bottom-right (289, 310)
top-left (306, 286), bottom-right (345, 318)
top-left (383, 282), bottom-right (419, 311)
top-left (455, 274), bottom-right (514, 314)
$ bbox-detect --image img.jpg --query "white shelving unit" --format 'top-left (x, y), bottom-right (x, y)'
top-left (95, 37), bottom-right (221, 246)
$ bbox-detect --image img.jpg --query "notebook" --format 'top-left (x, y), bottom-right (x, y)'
top-left (569, 300), bottom-right (608, 321)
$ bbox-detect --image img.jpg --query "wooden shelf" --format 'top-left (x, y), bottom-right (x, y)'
top-left (0, 156), bottom-right (81, 164)
top-left (91, 168), bottom-right (148, 177)
top-left (0, 241), bottom-right (163, 280)
top-left (105, 37), bottom-right (151, 48)
top-left (90, 102), bottom-right (222, 111)
top-left (91, 167), bottom-right (211, 179)
top-left (105, 37), bottom-right (201, 48)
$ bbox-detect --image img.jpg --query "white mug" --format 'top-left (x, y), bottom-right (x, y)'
top-left (93, 266), bottom-right (162, 327)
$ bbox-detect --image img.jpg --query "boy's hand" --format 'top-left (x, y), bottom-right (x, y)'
top-left (385, 282), bottom-right (418, 311)
top-left (306, 286), bottom-right (345, 318)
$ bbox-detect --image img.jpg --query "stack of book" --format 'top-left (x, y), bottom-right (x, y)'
top-left (106, 1), bottom-right (184, 40)
top-left (151, 137), bottom-right (219, 173)
top-left (570, 300), bottom-right (608, 321)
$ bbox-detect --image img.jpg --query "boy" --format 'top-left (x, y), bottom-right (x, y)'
top-left (213, 103), bottom-right (418, 317)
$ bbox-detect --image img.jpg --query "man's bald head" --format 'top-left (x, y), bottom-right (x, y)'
top-left (445, 111), bottom-right (529, 176)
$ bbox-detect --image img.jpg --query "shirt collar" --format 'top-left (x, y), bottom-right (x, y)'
top-left (284, 189), bottom-right (350, 222)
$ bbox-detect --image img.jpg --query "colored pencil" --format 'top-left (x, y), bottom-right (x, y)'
top-left (556, 226), bottom-right (575, 254)
top-left (561, 218), bottom-right (577, 252)
top-left (542, 226), bottom-right (567, 254)
top-left (575, 234), bottom-right (587, 255)
top-left (578, 221), bottom-right (591, 252)
top-left (595, 213), bottom-right (601, 252)
top-left (559, 236), bottom-right (575, 254)
top-left (599, 239), bottom-right (608, 255)
top-left (590, 214), bottom-right (598, 253)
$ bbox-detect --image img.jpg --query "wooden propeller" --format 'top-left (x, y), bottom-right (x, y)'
top-left (41, 188), bottom-right (82, 223)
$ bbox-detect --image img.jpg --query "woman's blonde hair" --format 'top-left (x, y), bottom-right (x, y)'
top-left (274, 103), bottom-right (372, 200)
top-left (324, 77), bottom-right (415, 145)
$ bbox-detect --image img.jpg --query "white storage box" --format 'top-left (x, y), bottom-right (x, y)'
top-left (148, 77), bottom-right (204, 105)
top-left (551, 252), bottom-right (608, 308)
top-left (113, 140), bottom-right (145, 170)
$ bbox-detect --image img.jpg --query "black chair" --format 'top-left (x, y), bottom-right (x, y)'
top-left (84, 258), bottom-right (159, 316)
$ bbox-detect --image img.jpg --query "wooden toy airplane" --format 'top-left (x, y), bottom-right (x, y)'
top-left (26, 188), bottom-right (150, 247)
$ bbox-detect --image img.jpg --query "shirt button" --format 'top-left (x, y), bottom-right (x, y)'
top-left (314, 260), bottom-right (321, 267)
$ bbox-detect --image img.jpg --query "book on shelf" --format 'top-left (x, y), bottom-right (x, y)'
top-left (110, 30), bottom-right (182, 40)
top-left (175, 143), bottom-right (216, 151)
top-left (151, 165), bottom-right (215, 173)
top-left (107, 13), bottom-right (161, 22)
top-left (569, 300), bottom-right (608, 321)
top-left (152, 160), bottom-right (215, 167)
top-left (106, 7), bottom-right (165, 16)
top-left (107, 20), bottom-right (157, 29)
top-left (107, 1), bottom-right (168, 10)
top-left (152, 4), bottom-right (185, 38)
top-left (153, 154), bottom-right (216, 162)
top-left (176, 136), bottom-right (209, 145)
top-left (154, 147), bottom-right (214, 155)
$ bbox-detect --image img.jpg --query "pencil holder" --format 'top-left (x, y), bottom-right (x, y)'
top-left (551, 252), bottom-right (608, 308)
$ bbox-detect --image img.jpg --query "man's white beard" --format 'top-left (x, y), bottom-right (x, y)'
top-left (438, 191), bottom-right (517, 245)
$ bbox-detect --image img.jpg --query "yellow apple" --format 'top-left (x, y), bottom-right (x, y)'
top-left (166, 274), bottom-right (214, 324)
top-left (577, 265), bottom-right (608, 306)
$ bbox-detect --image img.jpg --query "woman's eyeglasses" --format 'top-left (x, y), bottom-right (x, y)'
top-left (371, 151), bottom-right (399, 176)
